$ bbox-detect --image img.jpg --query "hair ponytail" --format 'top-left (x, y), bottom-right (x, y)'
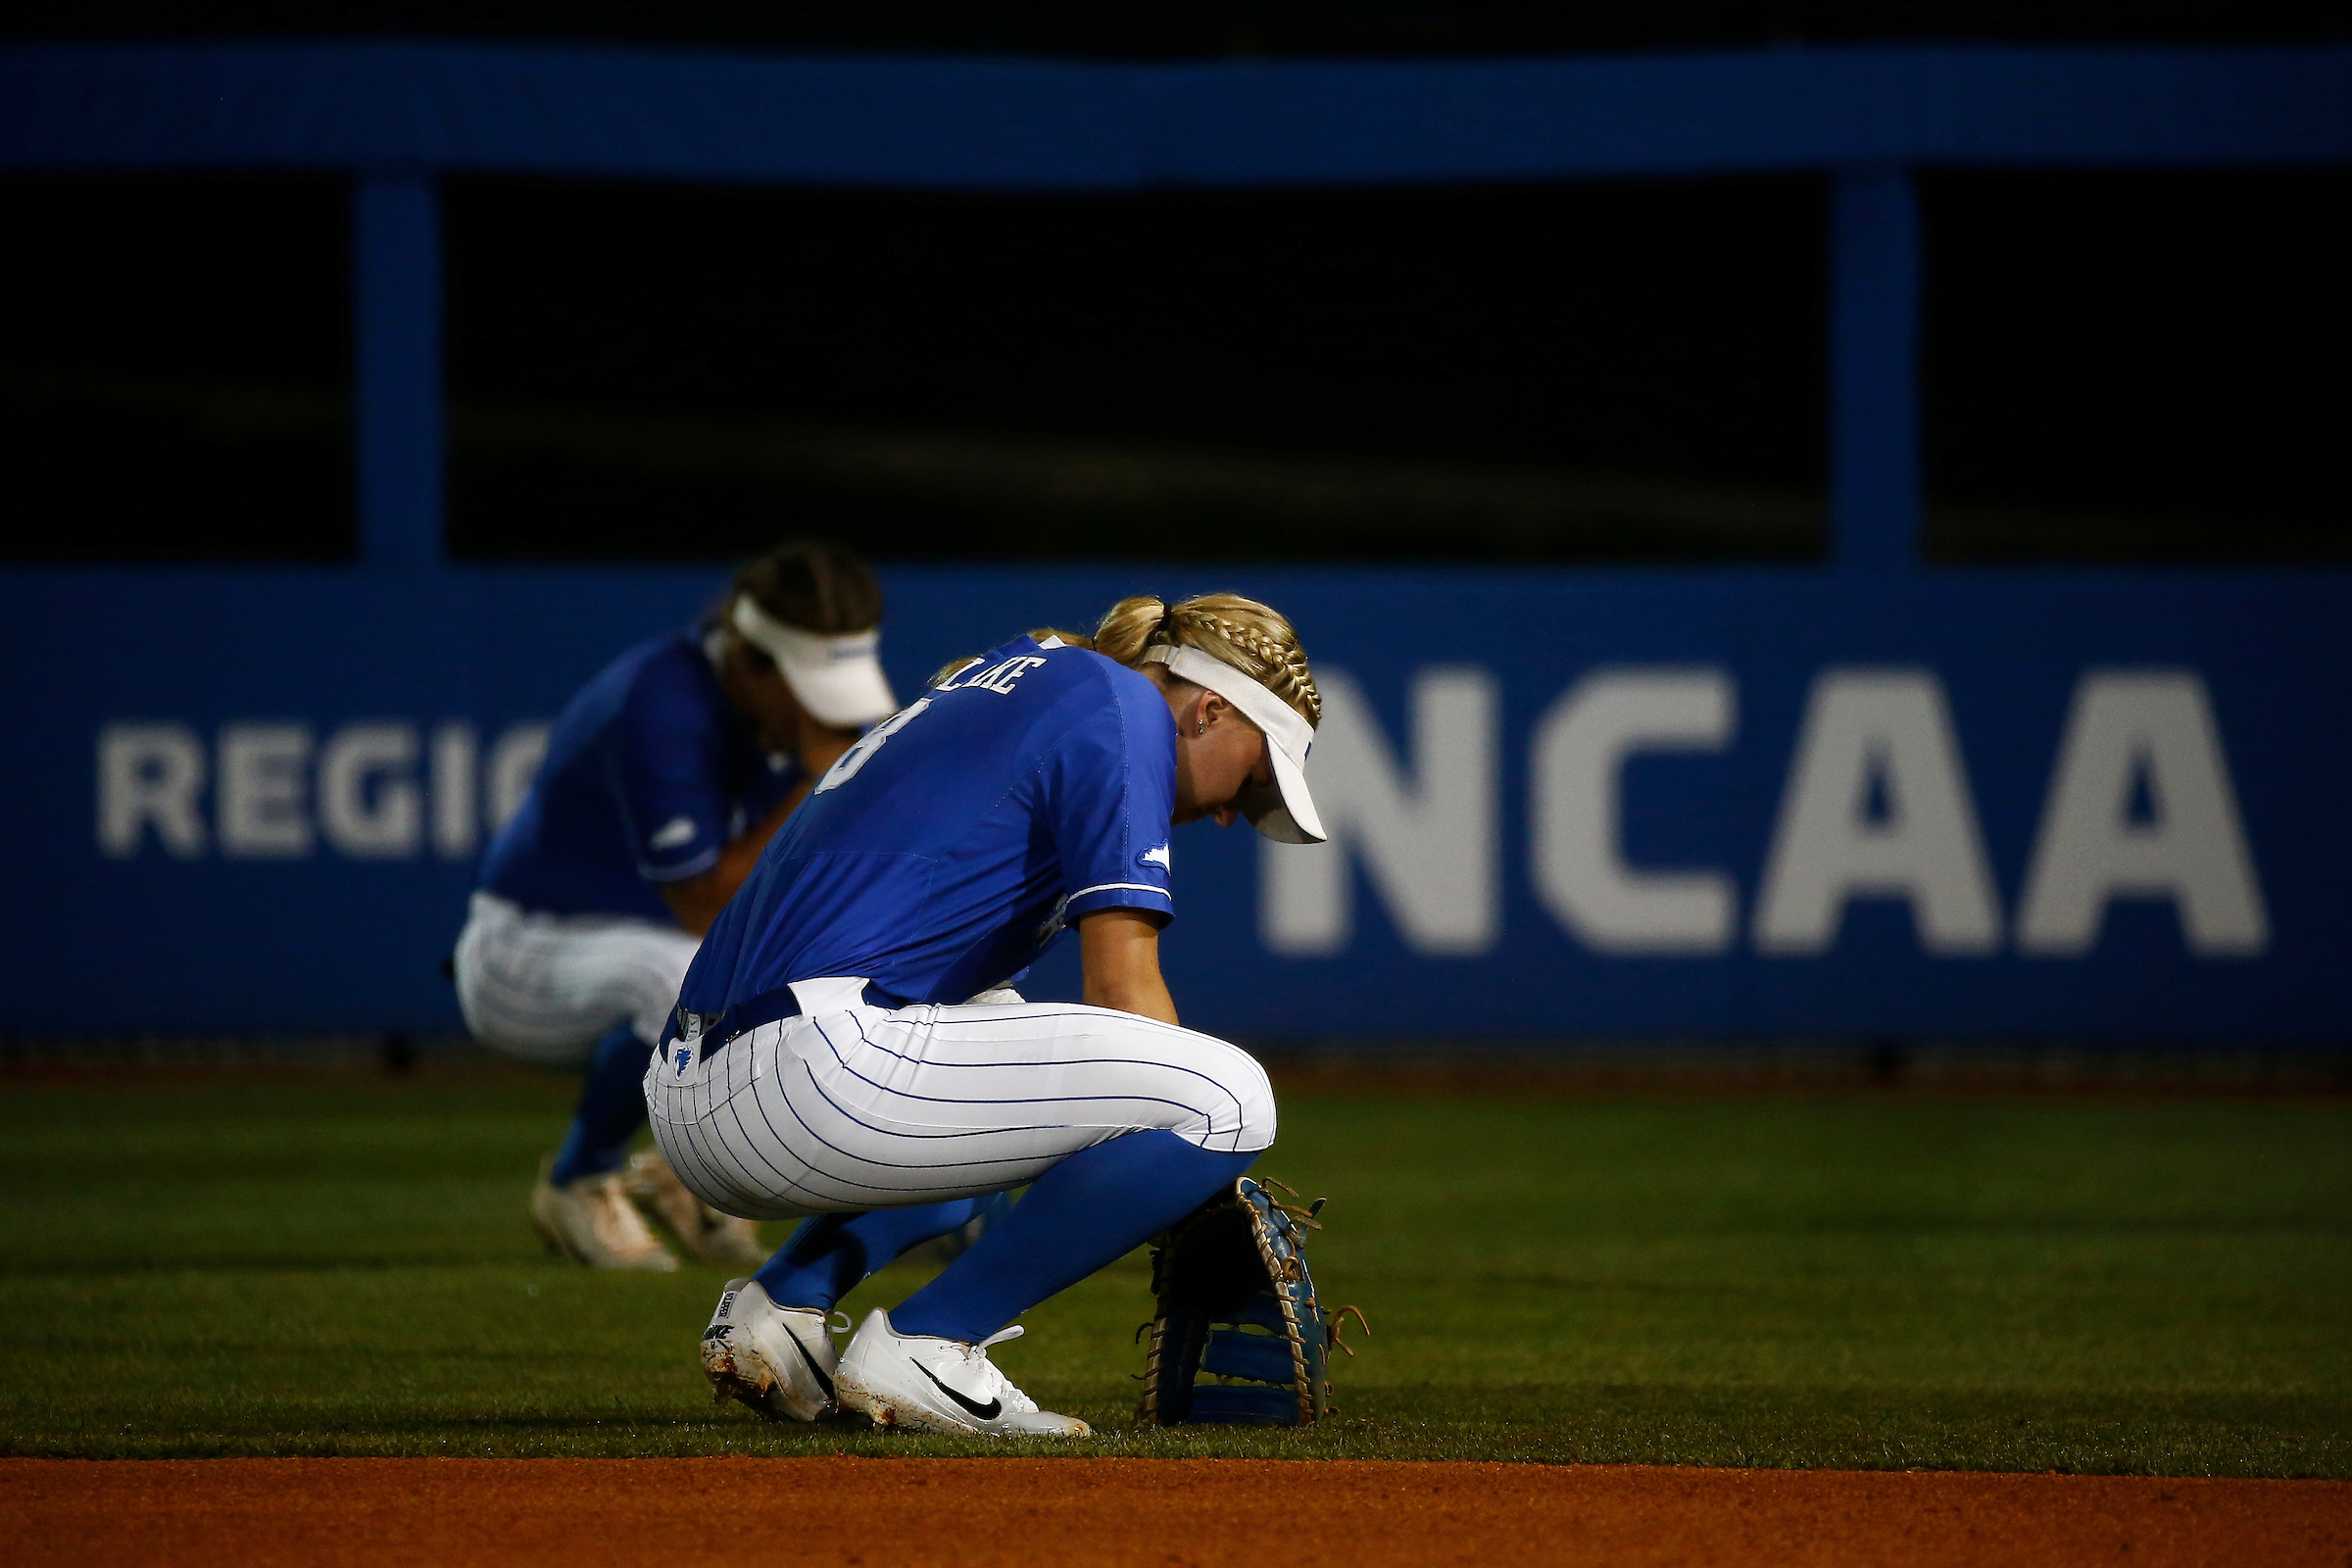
top-left (1084, 596), bottom-right (1172, 666)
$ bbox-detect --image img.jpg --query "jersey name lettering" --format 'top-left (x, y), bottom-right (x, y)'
top-left (939, 656), bottom-right (1048, 696)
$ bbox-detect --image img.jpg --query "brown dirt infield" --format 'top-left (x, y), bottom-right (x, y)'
top-left (6, 1458), bottom-right (2348, 1567)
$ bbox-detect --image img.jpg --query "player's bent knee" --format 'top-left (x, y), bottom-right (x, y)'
top-left (1235, 1063), bottom-right (1278, 1152)
top-left (452, 968), bottom-right (594, 1068)
top-left (1193, 1033), bottom-right (1278, 1153)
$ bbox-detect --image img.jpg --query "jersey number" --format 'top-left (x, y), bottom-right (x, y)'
top-left (813, 698), bottom-right (930, 795)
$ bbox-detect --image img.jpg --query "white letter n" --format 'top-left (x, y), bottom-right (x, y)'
top-left (1260, 666), bottom-right (1498, 957)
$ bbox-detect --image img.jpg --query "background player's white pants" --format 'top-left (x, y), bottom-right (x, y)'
top-left (453, 891), bottom-right (699, 1067)
top-left (644, 977), bottom-right (1277, 1220)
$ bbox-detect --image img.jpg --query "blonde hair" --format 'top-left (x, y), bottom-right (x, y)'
top-left (1035, 592), bottom-right (1320, 727)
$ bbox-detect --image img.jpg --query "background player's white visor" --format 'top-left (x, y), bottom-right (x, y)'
top-left (730, 596), bottom-right (899, 727)
top-left (1143, 644), bottom-right (1326, 845)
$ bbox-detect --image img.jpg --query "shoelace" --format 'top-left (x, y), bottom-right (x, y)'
top-left (788, 1308), bottom-right (856, 1348)
top-left (963, 1326), bottom-right (1039, 1414)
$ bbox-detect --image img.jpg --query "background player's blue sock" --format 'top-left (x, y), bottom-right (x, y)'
top-left (888, 1131), bottom-right (1257, 1344)
top-left (548, 1023), bottom-right (655, 1187)
top-left (755, 1194), bottom-right (1009, 1310)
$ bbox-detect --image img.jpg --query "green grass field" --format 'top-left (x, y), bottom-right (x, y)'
top-left (2, 1072), bottom-right (2346, 1474)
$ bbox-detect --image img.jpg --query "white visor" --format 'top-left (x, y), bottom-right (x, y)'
top-left (1142, 644), bottom-right (1325, 845)
top-left (730, 595), bottom-right (898, 728)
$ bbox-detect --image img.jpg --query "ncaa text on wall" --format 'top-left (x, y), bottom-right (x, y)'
top-left (9, 568), bottom-right (2344, 1038)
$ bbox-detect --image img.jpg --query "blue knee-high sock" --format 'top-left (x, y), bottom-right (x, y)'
top-left (549, 1023), bottom-right (655, 1187)
top-left (890, 1131), bottom-right (1258, 1344)
top-left (753, 1197), bottom-right (1003, 1311)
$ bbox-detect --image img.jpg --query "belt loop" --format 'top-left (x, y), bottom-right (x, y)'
top-left (787, 976), bottom-right (885, 1015)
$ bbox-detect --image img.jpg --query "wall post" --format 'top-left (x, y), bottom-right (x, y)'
top-left (354, 172), bottom-right (444, 569)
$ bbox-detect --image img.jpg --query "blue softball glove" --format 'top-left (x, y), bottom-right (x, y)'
top-left (1135, 1176), bottom-right (1368, 1426)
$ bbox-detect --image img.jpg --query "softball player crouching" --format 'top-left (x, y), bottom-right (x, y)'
top-left (454, 542), bottom-right (947, 1270)
top-left (653, 591), bottom-right (1323, 1437)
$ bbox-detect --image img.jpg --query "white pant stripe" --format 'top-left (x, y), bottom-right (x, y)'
top-left (808, 1008), bottom-right (1250, 1144)
top-left (806, 1017), bottom-right (1243, 1158)
top-left (645, 988), bottom-right (1275, 1219)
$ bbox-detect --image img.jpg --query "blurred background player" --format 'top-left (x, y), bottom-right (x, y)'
top-left (655, 592), bottom-right (1321, 1435)
top-left (452, 540), bottom-right (897, 1269)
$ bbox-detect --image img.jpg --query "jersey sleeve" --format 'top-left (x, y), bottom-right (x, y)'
top-left (601, 652), bottom-right (735, 885)
top-left (1041, 672), bottom-right (1179, 926)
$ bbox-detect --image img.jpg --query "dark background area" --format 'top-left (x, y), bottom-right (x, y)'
top-left (2, 2), bottom-right (2346, 564)
top-left (1919, 170), bottom-right (2350, 563)
top-left (8, 0), bottom-right (2349, 56)
top-left (438, 177), bottom-right (1828, 564)
top-left (1, 174), bottom-right (355, 562)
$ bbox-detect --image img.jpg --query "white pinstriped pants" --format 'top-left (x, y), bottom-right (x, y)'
top-left (453, 891), bottom-right (700, 1067)
top-left (643, 977), bottom-right (1277, 1221)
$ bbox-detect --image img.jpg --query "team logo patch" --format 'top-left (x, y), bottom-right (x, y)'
top-left (673, 1047), bottom-right (693, 1078)
top-left (1139, 843), bottom-right (1172, 872)
top-left (650, 815), bottom-right (698, 851)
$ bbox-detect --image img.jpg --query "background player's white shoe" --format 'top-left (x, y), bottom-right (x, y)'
top-left (701, 1277), bottom-right (843, 1421)
top-left (624, 1150), bottom-right (766, 1268)
top-left (833, 1308), bottom-right (1092, 1437)
top-left (528, 1156), bottom-right (678, 1270)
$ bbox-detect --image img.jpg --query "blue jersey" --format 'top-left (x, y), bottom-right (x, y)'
top-left (480, 630), bottom-right (803, 923)
top-left (678, 635), bottom-right (1177, 1022)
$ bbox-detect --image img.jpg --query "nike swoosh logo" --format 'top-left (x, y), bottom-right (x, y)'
top-left (790, 1328), bottom-right (835, 1399)
top-left (915, 1361), bottom-right (1001, 1422)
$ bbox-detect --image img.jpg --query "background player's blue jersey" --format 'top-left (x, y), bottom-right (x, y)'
top-left (479, 630), bottom-right (802, 923)
top-left (679, 635), bottom-right (1177, 1022)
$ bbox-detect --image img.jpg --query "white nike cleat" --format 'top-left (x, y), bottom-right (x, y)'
top-left (528, 1155), bottom-right (678, 1271)
top-left (701, 1277), bottom-right (845, 1422)
top-left (624, 1150), bottom-right (767, 1268)
top-left (833, 1308), bottom-right (1092, 1438)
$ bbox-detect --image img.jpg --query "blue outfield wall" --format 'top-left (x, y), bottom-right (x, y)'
top-left (5, 44), bottom-right (2347, 1043)
top-left (5, 42), bottom-right (2349, 181)
top-left (4, 565), bottom-right (2345, 1042)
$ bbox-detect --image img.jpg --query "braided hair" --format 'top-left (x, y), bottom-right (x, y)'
top-left (1037, 592), bottom-right (1321, 728)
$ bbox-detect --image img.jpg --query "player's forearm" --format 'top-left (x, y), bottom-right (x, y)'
top-left (664, 849), bottom-right (762, 937)
top-left (660, 792), bottom-right (804, 935)
top-left (1086, 973), bottom-right (1178, 1025)
top-left (659, 876), bottom-right (729, 938)
top-left (1078, 910), bottom-right (1179, 1025)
